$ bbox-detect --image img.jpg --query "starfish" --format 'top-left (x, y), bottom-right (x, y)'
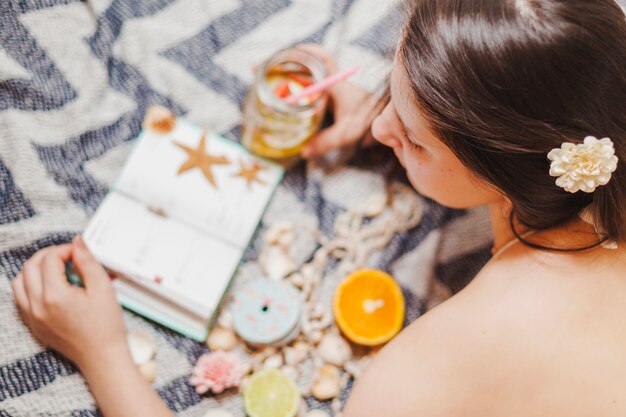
top-left (233, 159), bottom-right (267, 189)
top-left (174, 132), bottom-right (230, 189)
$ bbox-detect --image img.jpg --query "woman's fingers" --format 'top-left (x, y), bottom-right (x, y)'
top-left (303, 123), bottom-right (357, 158)
top-left (11, 273), bottom-right (31, 320)
top-left (71, 236), bottom-right (112, 295)
top-left (41, 244), bottom-right (73, 304)
top-left (21, 255), bottom-right (45, 316)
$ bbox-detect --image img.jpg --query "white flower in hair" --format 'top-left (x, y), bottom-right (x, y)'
top-left (548, 136), bottom-right (618, 193)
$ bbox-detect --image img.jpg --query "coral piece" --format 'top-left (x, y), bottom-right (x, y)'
top-left (190, 351), bottom-right (247, 395)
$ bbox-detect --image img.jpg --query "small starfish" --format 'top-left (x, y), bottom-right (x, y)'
top-left (174, 132), bottom-right (230, 189)
top-left (233, 159), bottom-right (268, 189)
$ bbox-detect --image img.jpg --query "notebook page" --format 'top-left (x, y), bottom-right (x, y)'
top-left (114, 121), bottom-right (283, 249)
top-left (83, 192), bottom-right (241, 317)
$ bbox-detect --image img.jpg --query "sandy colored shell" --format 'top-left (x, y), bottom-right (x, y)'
top-left (202, 409), bottom-right (235, 417)
top-left (138, 360), bottom-right (157, 383)
top-left (142, 105), bottom-right (176, 134)
top-left (305, 410), bottom-right (331, 417)
top-left (311, 364), bottom-right (341, 401)
top-left (317, 334), bottom-right (352, 367)
top-left (127, 331), bottom-right (156, 365)
top-left (207, 326), bottom-right (238, 351)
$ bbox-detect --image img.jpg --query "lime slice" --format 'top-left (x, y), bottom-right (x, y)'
top-left (243, 369), bottom-right (300, 417)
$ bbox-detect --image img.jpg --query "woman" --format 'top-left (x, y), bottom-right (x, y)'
top-left (12, 0), bottom-right (626, 415)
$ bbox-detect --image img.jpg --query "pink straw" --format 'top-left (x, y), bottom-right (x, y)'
top-left (284, 65), bottom-right (360, 104)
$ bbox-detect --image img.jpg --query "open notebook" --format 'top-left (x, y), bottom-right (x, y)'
top-left (78, 118), bottom-right (284, 341)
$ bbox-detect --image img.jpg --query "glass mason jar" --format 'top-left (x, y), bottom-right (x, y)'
top-left (242, 47), bottom-right (329, 160)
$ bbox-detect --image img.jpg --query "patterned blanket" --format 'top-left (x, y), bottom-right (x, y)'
top-left (0, 1), bottom-right (495, 415)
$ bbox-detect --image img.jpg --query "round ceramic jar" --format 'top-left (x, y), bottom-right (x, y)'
top-left (231, 278), bottom-right (302, 347)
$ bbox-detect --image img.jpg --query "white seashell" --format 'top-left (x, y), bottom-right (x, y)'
top-left (202, 409), bottom-right (235, 417)
top-left (309, 330), bottom-right (323, 344)
top-left (217, 309), bottom-right (233, 329)
top-left (317, 334), bottom-right (352, 367)
top-left (284, 345), bottom-right (308, 366)
top-left (305, 410), bottom-right (330, 417)
top-left (311, 364), bottom-right (341, 401)
top-left (311, 303), bottom-right (325, 319)
top-left (281, 365), bottom-right (299, 381)
top-left (332, 396), bottom-right (343, 414)
top-left (294, 341), bottom-right (310, 355)
top-left (344, 356), bottom-right (372, 378)
top-left (290, 273), bottom-right (305, 288)
top-left (264, 221), bottom-right (294, 245)
top-left (138, 360), bottom-right (157, 383)
top-left (277, 229), bottom-right (296, 247)
top-left (207, 326), bottom-right (238, 351)
top-left (240, 361), bottom-right (252, 376)
top-left (361, 193), bottom-right (387, 217)
top-left (261, 246), bottom-right (296, 280)
top-left (263, 354), bottom-right (284, 369)
top-left (127, 331), bottom-right (156, 365)
top-left (261, 346), bottom-right (278, 358)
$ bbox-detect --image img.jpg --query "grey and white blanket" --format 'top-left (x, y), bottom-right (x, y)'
top-left (0, 1), bottom-right (496, 415)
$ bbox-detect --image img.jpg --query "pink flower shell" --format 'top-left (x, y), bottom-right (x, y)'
top-left (189, 351), bottom-right (246, 395)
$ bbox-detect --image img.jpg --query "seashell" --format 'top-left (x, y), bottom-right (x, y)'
top-left (308, 329), bottom-right (323, 344)
top-left (240, 361), bottom-right (252, 376)
top-left (300, 264), bottom-right (315, 280)
top-left (332, 396), bottom-right (343, 414)
top-left (142, 105), bottom-right (176, 134)
top-left (294, 340), bottom-right (310, 354)
top-left (305, 410), bottom-right (330, 417)
top-left (311, 303), bottom-right (325, 319)
top-left (261, 346), bottom-right (278, 358)
top-left (290, 273), bottom-right (305, 288)
top-left (284, 345), bottom-right (308, 366)
top-left (202, 408), bottom-right (235, 417)
top-left (217, 309), bottom-right (233, 329)
top-left (361, 193), bottom-right (388, 217)
top-left (207, 326), bottom-right (238, 351)
top-left (344, 356), bottom-right (372, 379)
top-left (317, 334), bottom-right (352, 367)
top-left (127, 331), bottom-right (156, 365)
top-left (311, 364), bottom-right (341, 401)
top-left (262, 353), bottom-right (284, 369)
top-left (138, 360), bottom-right (157, 383)
top-left (260, 246), bottom-right (295, 280)
top-left (281, 365), bottom-right (299, 381)
top-left (264, 221), bottom-right (294, 245)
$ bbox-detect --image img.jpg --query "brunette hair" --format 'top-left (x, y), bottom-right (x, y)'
top-left (398, 0), bottom-right (626, 248)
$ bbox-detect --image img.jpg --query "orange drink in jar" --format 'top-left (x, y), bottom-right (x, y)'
top-left (242, 47), bottom-right (329, 160)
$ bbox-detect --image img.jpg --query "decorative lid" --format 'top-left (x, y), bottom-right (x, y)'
top-left (232, 278), bottom-right (301, 346)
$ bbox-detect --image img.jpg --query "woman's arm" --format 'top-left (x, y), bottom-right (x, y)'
top-left (11, 237), bottom-right (174, 417)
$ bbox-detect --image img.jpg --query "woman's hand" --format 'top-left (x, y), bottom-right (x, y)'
top-left (302, 80), bottom-right (381, 159)
top-left (291, 44), bottom-right (382, 159)
top-left (11, 236), bottom-right (128, 370)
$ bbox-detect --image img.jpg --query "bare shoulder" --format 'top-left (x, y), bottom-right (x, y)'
top-left (344, 244), bottom-right (626, 417)
top-left (343, 265), bottom-right (536, 417)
